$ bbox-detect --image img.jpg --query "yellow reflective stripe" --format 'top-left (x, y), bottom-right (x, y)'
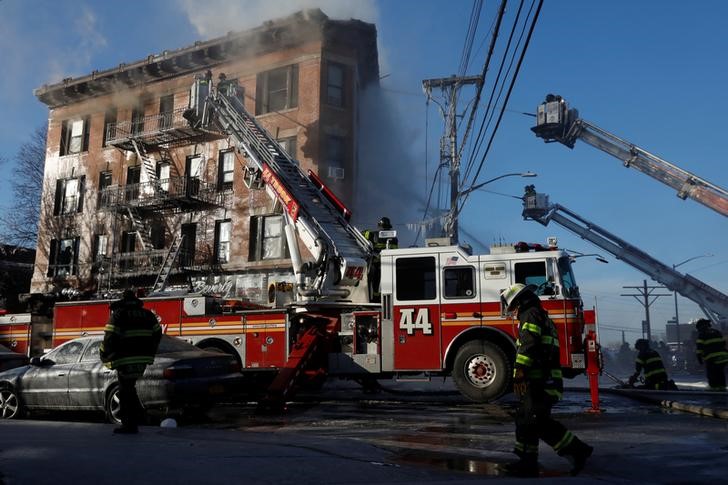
top-left (545, 388), bottom-right (563, 400)
top-left (104, 324), bottom-right (120, 333)
top-left (113, 356), bottom-right (153, 366)
top-left (635, 358), bottom-right (645, 364)
top-left (541, 335), bottom-right (560, 347)
top-left (551, 369), bottom-right (563, 379)
top-left (705, 351), bottom-right (728, 362)
top-left (515, 339), bottom-right (521, 346)
top-left (702, 337), bottom-right (726, 345)
top-left (645, 368), bottom-right (666, 378)
top-left (516, 354), bottom-right (533, 366)
top-left (645, 357), bottom-right (663, 364)
top-left (124, 329), bottom-right (156, 337)
top-left (522, 322), bottom-right (541, 335)
top-left (554, 431), bottom-right (574, 452)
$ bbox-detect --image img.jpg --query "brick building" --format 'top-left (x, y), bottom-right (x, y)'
top-left (31, 9), bottom-right (379, 303)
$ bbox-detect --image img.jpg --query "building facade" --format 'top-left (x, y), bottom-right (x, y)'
top-left (31, 9), bottom-right (379, 303)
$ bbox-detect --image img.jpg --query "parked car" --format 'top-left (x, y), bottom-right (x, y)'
top-left (0, 344), bottom-right (29, 372)
top-left (0, 335), bottom-right (242, 422)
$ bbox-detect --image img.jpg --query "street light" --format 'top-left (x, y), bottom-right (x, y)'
top-left (459, 171), bottom-right (538, 198)
top-left (450, 171), bottom-right (537, 244)
top-left (672, 253), bottom-right (713, 353)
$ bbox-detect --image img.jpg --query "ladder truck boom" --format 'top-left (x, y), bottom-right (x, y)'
top-left (532, 94), bottom-right (728, 218)
top-left (184, 74), bottom-right (372, 300)
top-left (522, 188), bottom-right (728, 324)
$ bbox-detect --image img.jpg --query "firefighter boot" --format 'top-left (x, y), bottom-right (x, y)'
top-left (500, 455), bottom-right (539, 477)
top-left (560, 439), bottom-right (593, 476)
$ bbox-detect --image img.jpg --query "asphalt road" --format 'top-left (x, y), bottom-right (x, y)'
top-left (2, 377), bottom-right (728, 484)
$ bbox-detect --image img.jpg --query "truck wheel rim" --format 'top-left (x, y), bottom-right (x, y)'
top-left (465, 354), bottom-right (496, 388)
top-left (0, 390), bottom-right (19, 419)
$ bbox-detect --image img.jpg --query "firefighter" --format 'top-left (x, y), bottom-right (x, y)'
top-left (694, 318), bottom-right (728, 391)
top-left (100, 289), bottom-right (162, 434)
top-left (499, 283), bottom-right (593, 477)
top-left (628, 339), bottom-right (670, 389)
top-left (362, 217), bottom-right (398, 302)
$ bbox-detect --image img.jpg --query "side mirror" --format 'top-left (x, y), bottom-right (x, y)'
top-left (30, 357), bottom-right (54, 367)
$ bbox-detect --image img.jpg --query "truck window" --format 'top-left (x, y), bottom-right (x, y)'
top-left (514, 261), bottom-right (547, 290)
top-left (557, 256), bottom-right (579, 298)
top-left (396, 257), bottom-right (436, 301)
top-left (443, 267), bottom-right (475, 299)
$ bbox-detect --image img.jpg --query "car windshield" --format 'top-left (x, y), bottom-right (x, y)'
top-left (157, 336), bottom-right (198, 353)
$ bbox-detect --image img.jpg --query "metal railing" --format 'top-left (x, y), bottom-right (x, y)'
top-left (100, 247), bottom-right (217, 277)
top-left (99, 176), bottom-right (227, 210)
top-left (105, 108), bottom-right (190, 145)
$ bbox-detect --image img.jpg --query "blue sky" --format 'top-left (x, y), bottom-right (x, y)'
top-left (1, 0), bottom-right (726, 346)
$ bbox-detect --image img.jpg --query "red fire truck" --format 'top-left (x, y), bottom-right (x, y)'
top-left (2, 75), bottom-right (593, 408)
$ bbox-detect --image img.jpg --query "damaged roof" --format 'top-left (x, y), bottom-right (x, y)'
top-left (35, 9), bottom-right (379, 109)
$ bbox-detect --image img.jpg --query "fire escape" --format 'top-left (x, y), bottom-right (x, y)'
top-left (99, 107), bottom-right (229, 292)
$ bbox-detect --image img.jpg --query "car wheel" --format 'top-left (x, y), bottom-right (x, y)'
top-left (105, 384), bottom-right (122, 424)
top-left (0, 386), bottom-right (24, 419)
top-left (452, 340), bottom-right (511, 402)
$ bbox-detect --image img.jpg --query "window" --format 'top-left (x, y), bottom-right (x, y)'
top-left (185, 155), bottom-right (202, 197)
top-left (326, 135), bottom-right (346, 180)
top-left (80, 340), bottom-right (102, 362)
top-left (103, 108), bottom-right (117, 147)
top-left (514, 261), bottom-right (547, 289)
top-left (278, 137), bottom-right (297, 160)
top-left (249, 215), bottom-right (288, 261)
top-left (53, 176), bottom-right (85, 215)
top-left (92, 234), bottom-right (108, 262)
top-left (126, 166), bottom-right (141, 201)
top-left (396, 257), bottom-right (436, 301)
top-left (218, 150), bottom-right (235, 191)
top-left (558, 256), bottom-right (578, 298)
top-left (131, 106), bottom-right (145, 135)
top-left (98, 171), bottom-right (112, 208)
top-left (46, 340), bottom-right (85, 365)
top-left (443, 267), bottom-right (476, 299)
top-left (326, 62), bottom-right (345, 107)
top-left (255, 64), bottom-right (299, 115)
top-left (47, 237), bottom-right (80, 277)
top-left (156, 161), bottom-right (170, 193)
top-left (60, 117), bottom-right (90, 155)
top-left (214, 219), bottom-right (232, 263)
top-left (159, 94), bottom-right (174, 129)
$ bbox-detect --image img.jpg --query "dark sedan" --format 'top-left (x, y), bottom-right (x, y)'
top-left (0, 344), bottom-right (28, 372)
top-left (0, 335), bottom-right (242, 422)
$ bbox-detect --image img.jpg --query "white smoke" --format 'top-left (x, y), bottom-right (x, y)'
top-left (174, 0), bottom-right (379, 38)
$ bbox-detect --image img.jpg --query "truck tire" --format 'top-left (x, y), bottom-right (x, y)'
top-left (452, 340), bottom-right (511, 402)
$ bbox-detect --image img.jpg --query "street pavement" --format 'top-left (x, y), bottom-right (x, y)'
top-left (2, 376), bottom-right (728, 484)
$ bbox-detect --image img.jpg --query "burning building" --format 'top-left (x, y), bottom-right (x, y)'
top-left (30, 9), bottom-right (379, 303)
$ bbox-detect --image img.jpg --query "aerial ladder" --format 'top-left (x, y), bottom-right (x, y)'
top-left (522, 188), bottom-right (728, 325)
top-left (531, 94), bottom-right (728, 218)
top-left (184, 73), bottom-right (372, 302)
top-left (183, 73), bottom-right (375, 409)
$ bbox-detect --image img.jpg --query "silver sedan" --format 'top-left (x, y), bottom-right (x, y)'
top-left (0, 335), bottom-right (243, 422)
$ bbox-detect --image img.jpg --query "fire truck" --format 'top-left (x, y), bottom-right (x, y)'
top-left (2, 76), bottom-right (592, 407)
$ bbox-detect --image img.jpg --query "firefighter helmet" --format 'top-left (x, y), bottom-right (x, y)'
top-left (634, 339), bottom-right (649, 351)
top-left (378, 217), bottom-right (392, 229)
top-left (694, 318), bottom-right (711, 330)
top-left (500, 283), bottom-right (531, 312)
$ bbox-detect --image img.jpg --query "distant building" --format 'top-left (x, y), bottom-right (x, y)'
top-left (31, 9), bottom-right (379, 303)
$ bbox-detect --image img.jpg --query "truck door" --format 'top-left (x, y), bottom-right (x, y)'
top-left (440, 255), bottom-right (481, 357)
top-left (391, 255), bottom-right (441, 370)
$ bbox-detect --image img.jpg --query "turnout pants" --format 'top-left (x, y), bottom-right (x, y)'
top-left (514, 385), bottom-right (575, 459)
top-left (117, 364), bottom-right (148, 428)
top-left (706, 361), bottom-right (727, 391)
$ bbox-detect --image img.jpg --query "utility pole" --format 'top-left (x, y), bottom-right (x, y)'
top-left (422, 75), bottom-right (481, 244)
top-left (621, 279), bottom-right (671, 342)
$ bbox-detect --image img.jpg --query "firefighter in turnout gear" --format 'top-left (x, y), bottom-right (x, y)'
top-left (100, 289), bottom-right (162, 433)
top-left (694, 318), bottom-right (728, 391)
top-left (362, 217), bottom-right (398, 302)
top-left (629, 339), bottom-right (669, 389)
top-left (500, 284), bottom-right (593, 477)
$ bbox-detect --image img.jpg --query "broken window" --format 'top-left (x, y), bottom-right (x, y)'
top-left (326, 62), bottom-right (345, 107)
top-left (103, 108), bottom-right (117, 147)
top-left (131, 106), bottom-right (145, 135)
top-left (126, 166), bottom-right (141, 201)
top-left (255, 65), bottom-right (299, 115)
top-left (97, 171), bottom-right (112, 208)
top-left (53, 176), bottom-right (85, 215)
top-left (159, 94), bottom-right (174, 129)
top-left (214, 219), bottom-right (232, 263)
top-left (326, 135), bottom-right (346, 180)
top-left (60, 117), bottom-right (90, 155)
top-left (47, 237), bottom-right (79, 277)
top-left (217, 150), bottom-right (235, 191)
top-left (249, 215), bottom-right (288, 261)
